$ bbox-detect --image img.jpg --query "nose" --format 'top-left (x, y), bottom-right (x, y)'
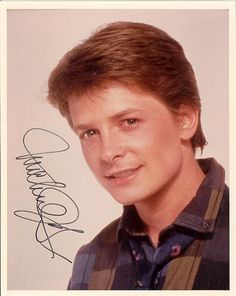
top-left (100, 133), bottom-right (126, 163)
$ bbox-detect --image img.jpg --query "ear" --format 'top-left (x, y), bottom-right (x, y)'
top-left (176, 105), bottom-right (199, 141)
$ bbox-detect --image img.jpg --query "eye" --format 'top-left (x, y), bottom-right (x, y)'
top-left (123, 118), bottom-right (138, 126)
top-left (80, 129), bottom-right (97, 140)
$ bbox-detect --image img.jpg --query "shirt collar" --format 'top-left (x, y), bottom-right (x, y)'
top-left (118, 158), bottom-right (226, 241)
top-left (174, 158), bottom-right (225, 233)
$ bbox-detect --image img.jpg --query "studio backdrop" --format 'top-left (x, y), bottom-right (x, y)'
top-left (7, 6), bottom-right (229, 290)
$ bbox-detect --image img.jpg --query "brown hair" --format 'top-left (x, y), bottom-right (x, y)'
top-left (47, 21), bottom-right (207, 151)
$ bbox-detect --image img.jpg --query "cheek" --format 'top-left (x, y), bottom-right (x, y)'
top-left (142, 122), bottom-right (180, 152)
top-left (82, 144), bottom-right (101, 174)
top-left (141, 123), bottom-right (182, 171)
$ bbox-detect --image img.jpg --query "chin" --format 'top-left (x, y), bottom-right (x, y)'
top-left (110, 191), bottom-right (147, 206)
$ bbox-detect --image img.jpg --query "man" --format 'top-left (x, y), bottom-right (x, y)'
top-left (47, 22), bottom-right (229, 289)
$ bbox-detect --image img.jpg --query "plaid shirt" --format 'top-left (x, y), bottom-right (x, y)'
top-left (68, 158), bottom-right (229, 290)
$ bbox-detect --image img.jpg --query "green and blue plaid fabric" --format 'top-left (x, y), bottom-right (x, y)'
top-left (68, 158), bottom-right (229, 290)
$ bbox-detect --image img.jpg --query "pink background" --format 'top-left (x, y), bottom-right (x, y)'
top-left (7, 8), bottom-right (229, 290)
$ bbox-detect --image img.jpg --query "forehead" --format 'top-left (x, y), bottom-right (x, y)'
top-left (69, 83), bottom-right (163, 110)
top-left (68, 83), bottom-right (172, 128)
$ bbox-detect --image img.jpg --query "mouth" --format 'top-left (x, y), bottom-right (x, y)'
top-left (105, 166), bottom-right (142, 185)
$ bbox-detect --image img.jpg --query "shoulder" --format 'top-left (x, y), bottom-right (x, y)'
top-left (75, 216), bottom-right (120, 261)
top-left (68, 217), bottom-right (121, 289)
top-left (217, 184), bottom-right (229, 218)
top-left (93, 216), bottom-right (121, 243)
top-left (215, 184), bottom-right (229, 228)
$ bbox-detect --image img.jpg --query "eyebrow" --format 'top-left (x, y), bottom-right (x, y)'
top-left (75, 108), bottom-right (143, 131)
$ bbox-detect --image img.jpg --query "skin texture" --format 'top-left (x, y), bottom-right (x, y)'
top-left (68, 83), bottom-right (205, 245)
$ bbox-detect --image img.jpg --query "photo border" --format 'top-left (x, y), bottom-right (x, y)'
top-left (1, 1), bottom-right (235, 295)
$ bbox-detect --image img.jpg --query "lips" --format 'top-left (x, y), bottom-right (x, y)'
top-left (105, 166), bottom-right (142, 184)
top-left (108, 168), bottom-right (138, 178)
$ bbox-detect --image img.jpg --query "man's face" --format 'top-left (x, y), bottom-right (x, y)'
top-left (69, 84), bottom-right (184, 206)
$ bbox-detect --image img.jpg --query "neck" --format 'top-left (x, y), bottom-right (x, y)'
top-left (135, 154), bottom-right (205, 247)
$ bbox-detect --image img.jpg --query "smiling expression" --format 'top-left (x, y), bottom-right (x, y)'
top-left (68, 84), bottom-right (185, 206)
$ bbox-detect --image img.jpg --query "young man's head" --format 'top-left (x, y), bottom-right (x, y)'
top-left (48, 21), bottom-right (206, 150)
top-left (47, 22), bottom-right (207, 205)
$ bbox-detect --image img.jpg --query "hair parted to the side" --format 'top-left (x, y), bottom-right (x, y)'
top-left (47, 21), bottom-right (207, 152)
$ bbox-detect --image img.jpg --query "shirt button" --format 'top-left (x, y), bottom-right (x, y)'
top-left (137, 280), bottom-right (143, 287)
top-left (202, 221), bottom-right (210, 228)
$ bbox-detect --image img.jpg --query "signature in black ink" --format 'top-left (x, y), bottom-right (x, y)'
top-left (14, 128), bottom-right (84, 263)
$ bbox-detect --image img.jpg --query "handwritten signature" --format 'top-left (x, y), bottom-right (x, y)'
top-left (14, 128), bottom-right (84, 263)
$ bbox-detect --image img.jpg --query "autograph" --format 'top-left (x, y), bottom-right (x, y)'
top-left (14, 128), bottom-right (84, 263)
